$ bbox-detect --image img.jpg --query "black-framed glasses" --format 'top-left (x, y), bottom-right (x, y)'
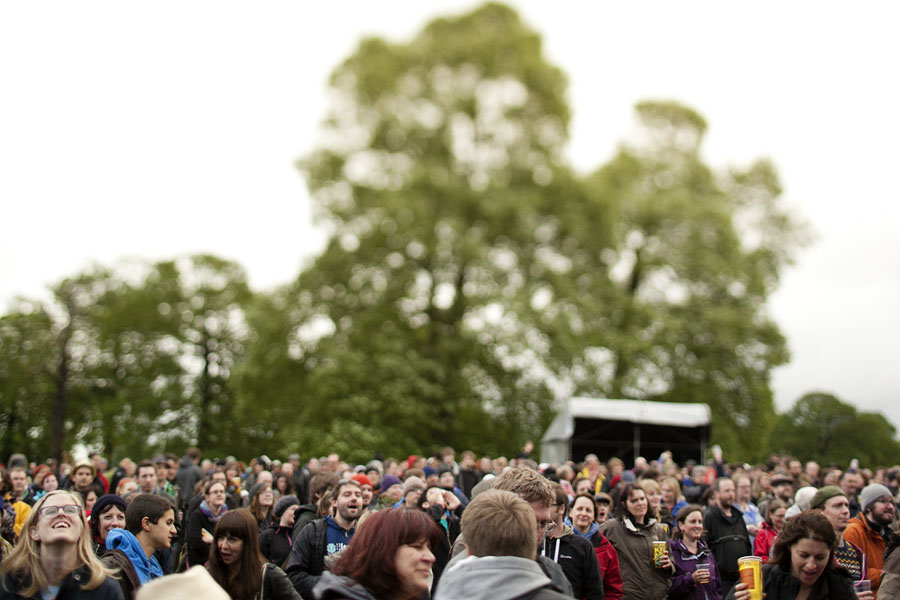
top-left (39, 504), bottom-right (81, 518)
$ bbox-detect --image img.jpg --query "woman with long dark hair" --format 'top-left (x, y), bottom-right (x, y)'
top-left (275, 475), bottom-right (295, 500)
top-left (314, 508), bottom-right (442, 600)
top-left (0, 490), bottom-right (122, 599)
top-left (206, 509), bottom-right (299, 600)
top-left (599, 483), bottom-right (673, 599)
top-left (728, 510), bottom-right (861, 600)
top-left (668, 504), bottom-right (722, 600)
top-left (249, 483), bottom-right (275, 533)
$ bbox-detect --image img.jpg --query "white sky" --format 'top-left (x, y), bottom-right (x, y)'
top-left (2, 1), bottom-right (899, 444)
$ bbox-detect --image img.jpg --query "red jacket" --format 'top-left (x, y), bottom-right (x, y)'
top-left (753, 521), bottom-right (777, 563)
top-left (591, 529), bottom-right (623, 600)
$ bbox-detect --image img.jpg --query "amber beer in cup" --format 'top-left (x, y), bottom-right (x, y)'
top-left (653, 541), bottom-right (666, 567)
top-left (696, 561), bottom-right (710, 584)
top-left (738, 556), bottom-right (762, 600)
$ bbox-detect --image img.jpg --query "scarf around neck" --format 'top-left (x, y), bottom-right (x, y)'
top-left (199, 500), bottom-right (227, 523)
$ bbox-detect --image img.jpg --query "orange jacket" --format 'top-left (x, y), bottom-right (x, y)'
top-left (843, 514), bottom-right (885, 595)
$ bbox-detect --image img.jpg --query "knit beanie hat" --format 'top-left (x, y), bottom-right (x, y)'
top-left (351, 474), bottom-right (373, 489)
top-left (402, 476), bottom-right (426, 497)
top-left (274, 495), bottom-right (300, 519)
top-left (860, 483), bottom-right (893, 512)
top-left (380, 474), bottom-right (402, 493)
top-left (92, 494), bottom-right (127, 518)
top-left (809, 485), bottom-right (846, 510)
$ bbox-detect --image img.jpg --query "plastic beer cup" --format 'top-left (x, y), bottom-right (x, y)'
top-left (653, 540), bottom-right (666, 567)
top-left (738, 556), bottom-right (762, 600)
top-left (697, 561), bottom-right (710, 584)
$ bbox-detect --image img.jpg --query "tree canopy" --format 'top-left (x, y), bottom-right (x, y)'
top-left (770, 392), bottom-right (900, 466)
top-left (0, 3), bottom-right (878, 465)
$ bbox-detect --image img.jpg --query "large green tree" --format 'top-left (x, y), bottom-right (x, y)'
top-left (242, 3), bottom-right (808, 462)
top-left (771, 392), bottom-right (900, 466)
top-left (245, 2), bottom-right (574, 461)
top-left (520, 101), bottom-right (807, 459)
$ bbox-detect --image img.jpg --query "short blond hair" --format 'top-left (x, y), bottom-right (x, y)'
top-left (462, 490), bottom-right (536, 559)
top-left (492, 467), bottom-right (552, 507)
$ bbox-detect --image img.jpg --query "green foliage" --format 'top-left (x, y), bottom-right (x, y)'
top-left (0, 3), bottom-right (856, 465)
top-left (771, 392), bottom-right (900, 467)
top-left (0, 256), bottom-right (251, 463)
top-left (516, 100), bottom-right (805, 461)
top-left (0, 305), bottom-right (57, 460)
top-left (267, 2), bottom-right (573, 458)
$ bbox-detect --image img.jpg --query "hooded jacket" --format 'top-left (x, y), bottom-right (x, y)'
top-left (542, 524), bottom-right (604, 600)
top-left (445, 533), bottom-right (573, 597)
top-left (260, 524), bottom-right (294, 568)
top-left (104, 529), bottom-right (163, 585)
top-left (599, 516), bottom-right (671, 600)
top-left (667, 538), bottom-right (722, 600)
top-left (589, 529), bottom-right (622, 600)
top-left (435, 555), bottom-right (570, 600)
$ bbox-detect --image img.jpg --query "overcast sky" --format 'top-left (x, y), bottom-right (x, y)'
top-left (2, 1), bottom-right (898, 444)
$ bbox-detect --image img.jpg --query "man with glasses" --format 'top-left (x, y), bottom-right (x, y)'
top-left (286, 478), bottom-right (363, 599)
top-left (844, 483), bottom-right (896, 598)
top-left (734, 474), bottom-right (762, 545)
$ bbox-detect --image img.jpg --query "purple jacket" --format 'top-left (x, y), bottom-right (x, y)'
top-left (668, 538), bottom-right (723, 600)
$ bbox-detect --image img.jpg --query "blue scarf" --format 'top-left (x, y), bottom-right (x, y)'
top-left (565, 516), bottom-right (599, 540)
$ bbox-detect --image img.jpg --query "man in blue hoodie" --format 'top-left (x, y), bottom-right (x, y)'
top-left (101, 493), bottom-right (177, 599)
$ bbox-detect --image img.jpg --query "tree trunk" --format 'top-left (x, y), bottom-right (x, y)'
top-left (51, 312), bottom-right (73, 465)
top-left (197, 336), bottom-right (213, 450)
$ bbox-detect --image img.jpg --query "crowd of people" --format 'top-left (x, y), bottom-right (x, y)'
top-left (1, 446), bottom-right (899, 599)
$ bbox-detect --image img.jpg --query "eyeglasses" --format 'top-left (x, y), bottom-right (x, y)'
top-left (39, 504), bottom-right (81, 518)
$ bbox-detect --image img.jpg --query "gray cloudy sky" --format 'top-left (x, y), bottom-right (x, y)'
top-left (2, 1), bottom-right (898, 444)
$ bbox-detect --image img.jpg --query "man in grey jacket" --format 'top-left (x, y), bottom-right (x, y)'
top-left (448, 468), bottom-right (573, 596)
top-left (436, 490), bottom-right (570, 600)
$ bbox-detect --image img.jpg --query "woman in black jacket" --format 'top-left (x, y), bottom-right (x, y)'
top-left (0, 490), bottom-right (122, 600)
top-left (728, 511), bottom-right (864, 600)
top-left (207, 509), bottom-right (300, 600)
top-left (260, 496), bottom-right (300, 568)
top-left (186, 480), bottom-right (228, 568)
